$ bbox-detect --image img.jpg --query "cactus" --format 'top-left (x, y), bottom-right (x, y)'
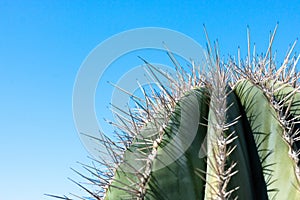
top-left (54, 26), bottom-right (300, 200)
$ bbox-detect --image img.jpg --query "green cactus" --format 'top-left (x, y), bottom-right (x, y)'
top-left (53, 26), bottom-right (300, 200)
top-left (102, 76), bottom-right (300, 200)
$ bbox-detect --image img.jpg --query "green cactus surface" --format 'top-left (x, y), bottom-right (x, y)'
top-left (103, 78), bottom-right (300, 199)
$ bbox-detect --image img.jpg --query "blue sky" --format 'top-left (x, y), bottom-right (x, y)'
top-left (1, 1), bottom-right (300, 199)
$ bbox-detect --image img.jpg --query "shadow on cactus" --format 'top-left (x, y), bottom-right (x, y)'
top-left (50, 25), bottom-right (300, 199)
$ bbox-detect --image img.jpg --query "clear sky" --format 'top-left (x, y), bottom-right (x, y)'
top-left (1, 1), bottom-right (300, 199)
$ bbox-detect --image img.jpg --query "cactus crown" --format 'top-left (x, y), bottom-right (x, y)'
top-left (52, 25), bottom-right (300, 200)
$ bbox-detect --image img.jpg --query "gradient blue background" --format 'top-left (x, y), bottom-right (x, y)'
top-left (1, 1), bottom-right (300, 199)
